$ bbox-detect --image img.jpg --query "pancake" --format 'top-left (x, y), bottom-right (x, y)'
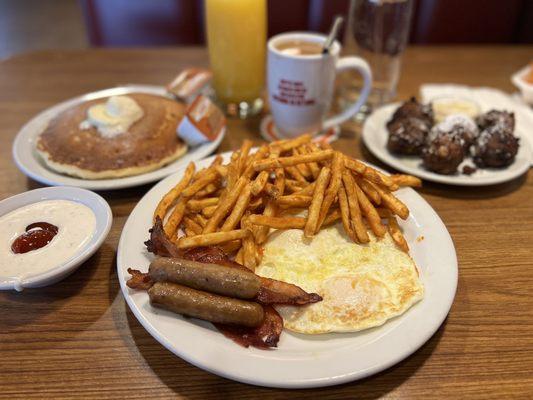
top-left (36, 93), bottom-right (187, 179)
top-left (255, 223), bottom-right (424, 334)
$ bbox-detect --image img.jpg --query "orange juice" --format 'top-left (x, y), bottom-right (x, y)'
top-left (205, 0), bottom-right (266, 105)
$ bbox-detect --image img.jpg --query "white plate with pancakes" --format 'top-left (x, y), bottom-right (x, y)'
top-left (116, 151), bottom-right (458, 388)
top-left (12, 85), bottom-right (225, 191)
top-left (363, 103), bottom-right (532, 186)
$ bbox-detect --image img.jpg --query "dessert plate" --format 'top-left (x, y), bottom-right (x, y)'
top-left (362, 103), bottom-right (531, 186)
top-left (12, 85), bottom-right (225, 191)
top-left (117, 151), bottom-right (458, 388)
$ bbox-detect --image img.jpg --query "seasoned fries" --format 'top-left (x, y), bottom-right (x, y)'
top-left (153, 135), bottom-right (419, 266)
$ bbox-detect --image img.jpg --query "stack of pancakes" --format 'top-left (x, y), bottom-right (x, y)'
top-left (37, 93), bottom-right (187, 179)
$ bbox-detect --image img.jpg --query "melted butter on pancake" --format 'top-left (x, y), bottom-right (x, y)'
top-left (255, 223), bottom-right (424, 334)
top-left (81, 95), bottom-right (144, 138)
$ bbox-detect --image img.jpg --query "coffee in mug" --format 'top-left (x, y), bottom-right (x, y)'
top-left (267, 32), bottom-right (372, 138)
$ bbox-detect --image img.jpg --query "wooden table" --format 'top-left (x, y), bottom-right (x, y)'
top-left (1, 47), bottom-right (532, 399)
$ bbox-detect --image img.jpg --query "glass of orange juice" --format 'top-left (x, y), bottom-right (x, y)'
top-left (205, 0), bottom-right (266, 118)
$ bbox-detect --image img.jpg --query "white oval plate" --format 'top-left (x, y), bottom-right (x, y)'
top-left (362, 103), bottom-right (531, 186)
top-left (0, 186), bottom-right (112, 291)
top-left (116, 151), bottom-right (458, 388)
top-left (12, 85), bottom-right (225, 191)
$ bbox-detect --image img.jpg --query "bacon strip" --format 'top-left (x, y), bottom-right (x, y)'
top-left (144, 217), bottom-right (182, 258)
top-left (126, 268), bottom-right (153, 290)
top-left (256, 277), bottom-right (322, 305)
top-left (215, 305), bottom-right (283, 349)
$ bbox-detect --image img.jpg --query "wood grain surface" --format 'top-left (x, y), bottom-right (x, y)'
top-left (0, 47), bottom-right (532, 399)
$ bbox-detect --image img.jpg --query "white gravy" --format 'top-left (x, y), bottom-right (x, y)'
top-left (0, 200), bottom-right (96, 282)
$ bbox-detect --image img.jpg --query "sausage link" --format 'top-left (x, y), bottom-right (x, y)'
top-left (148, 281), bottom-right (264, 327)
top-left (149, 257), bottom-right (261, 299)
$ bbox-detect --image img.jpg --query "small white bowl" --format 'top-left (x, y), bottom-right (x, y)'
top-left (0, 187), bottom-right (112, 291)
top-left (511, 64), bottom-right (533, 105)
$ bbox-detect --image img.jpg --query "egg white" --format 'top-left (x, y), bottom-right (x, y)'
top-left (255, 223), bottom-right (424, 334)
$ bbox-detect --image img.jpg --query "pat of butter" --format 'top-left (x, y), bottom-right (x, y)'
top-left (432, 97), bottom-right (480, 123)
top-left (177, 95), bottom-right (226, 146)
top-left (167, 68), bottom-right (212, 101)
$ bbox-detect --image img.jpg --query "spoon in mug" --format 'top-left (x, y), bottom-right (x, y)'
top-left (322, 15), bottom-right (344, 54)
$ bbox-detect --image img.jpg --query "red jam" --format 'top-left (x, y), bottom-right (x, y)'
top-left (11, 222), bottom-right (59, 254)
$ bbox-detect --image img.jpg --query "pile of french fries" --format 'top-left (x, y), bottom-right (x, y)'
top-left (153, 134), bottom-right (421, 270)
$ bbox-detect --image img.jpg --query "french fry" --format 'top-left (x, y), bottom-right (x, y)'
top-left (285, 165), bottom-right (307, 183)
top-left (203, 176), bottom-right (247, 233)
top-left (272, 133), bottom-right (312, 152)
top-left (235, 247), bottom-right (245, 264)
top-left (177, 229), bottom-right (250, 249)
top-left (194, 182), bottom-right (220, 199)
top-left (181, 169), bottom-right (220, 198)
top-left (304, 167), bottom-right (330, 237)
top-left (378, 208), bottom-right (409, 252)
top-left (299, 144), bottom-right (321, 179)
top-left (285, 179), bottom-right (306, 193)
top-left (264, 183), bottom-right (280, 200)
top-left (293, 181), bottom-right (316, 196)
top-left (193, 213), bottom-right (208, 228)
top-left (184, 228), bottom-right (195, 237)
top-left (186, 197), bottom-right (219, 212)
top-left (242, 219), bottom-right (256, 270)
top-left (338, 186), bottom-right (356, 241)
top-left (220, 183), bottom-right (253, 231)
top-left (390, 174), bottom-right (422, 188)
top-left (153, 162), bottom-right (195, 223)
top-left (237, 139), bottom-right (253, 175)
top-left (317, 151), bottom-right (343, 231)
top-left (249, 214), bottom-right (306, 229)
top-left (292, 148), bottom-right (313, 179)
top-left (251, 171), bottom-right (269, 196)
top-left (344, 157), bottom-right (394, 188)
top-left (164, 199), bottom-right (188, 238)
top-left (351, 174), bottom-right (386, 237)
top-left (373, 184), bottom-right (409, 220)
top-left (183, 216), bottom-right (203, 235)
top-left (276, 194), bottom-right (312, 208)
top-left (319, 140), bottom-right (332, 150)
top-left (201, 205), bottom-right (217, 218)
top-left (342, 171), bottom-right (370, 243)
top-left (357, 177), bottom-right (381, 205)
top-left (253, 150), bottom-right (334, 171)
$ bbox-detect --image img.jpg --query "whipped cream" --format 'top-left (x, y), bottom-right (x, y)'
top-left (80, 95), bottom-right (144, 138)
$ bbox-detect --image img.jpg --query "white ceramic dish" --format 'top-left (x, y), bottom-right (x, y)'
top-left (0, 187), bottom-right (112, 291)
top-left (116, 151), bottom-right (458, 388)
top-left (12, 85), bottom-right (225, 191)
top-left (362, 103), bottom-right (531, 186)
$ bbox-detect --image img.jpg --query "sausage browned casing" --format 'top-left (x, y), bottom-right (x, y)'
top-left (148, 282), bottom-right (264, 327)
top-left (149, 257), bottom-right (261, 299)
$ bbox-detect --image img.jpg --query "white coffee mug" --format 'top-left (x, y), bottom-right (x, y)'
top-left (267, 32), bottom-right (372, 138)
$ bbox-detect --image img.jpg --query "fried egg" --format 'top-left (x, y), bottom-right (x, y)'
top-left (255, 223), bottom-right (424, 334)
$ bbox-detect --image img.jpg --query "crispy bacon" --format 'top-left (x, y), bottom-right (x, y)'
top-left (215, 305), bottom-right (283, 349)
top-left (144, 217), bottom-right (182, 258)
top-left (126, 268), bottom-right (153, 290)
top-left (256, 277), bottom-right (322, 305)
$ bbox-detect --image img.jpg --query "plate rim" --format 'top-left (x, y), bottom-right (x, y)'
top-left (11, 85), bottom-right (224, 191)
top-left (362, 102), bottom-right (532, 186)
top-left (116, 150), bottom-right (458, 388)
